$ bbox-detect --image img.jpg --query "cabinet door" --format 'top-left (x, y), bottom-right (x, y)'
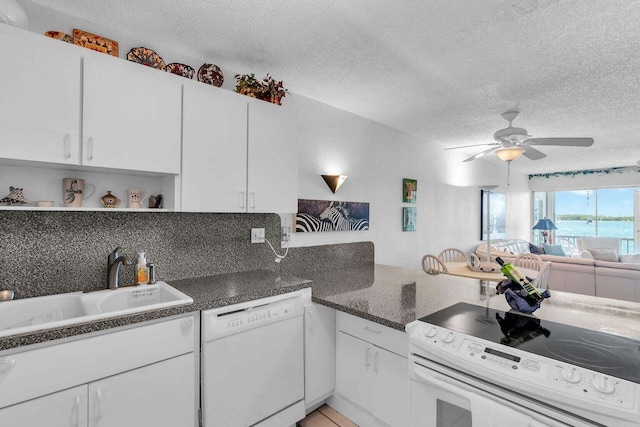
top-left (82, 56), bottom-right (181, 174)
top-left (0, 30), bottom-right (81, 164)
top-left (182, 84), bottom-right (248, 212)
top-left (88, 354), bottom-right (195, 427)
top-left (336, 332), bottom-right (374, 412)
top-left (373, 346), bottom-right (409, 427)
top-left (304, 304), bottom-right (336, 407)
top-left (247, 100), bottom-right (298, 213)
top-left (0, 385), bottom-right (88, 427)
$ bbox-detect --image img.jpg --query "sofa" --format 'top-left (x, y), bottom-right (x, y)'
top-left (475, 239), bottom-right (640, 302)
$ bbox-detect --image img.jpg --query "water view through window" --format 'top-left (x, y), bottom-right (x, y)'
top-left (533, 187), bottom-right (639, 254)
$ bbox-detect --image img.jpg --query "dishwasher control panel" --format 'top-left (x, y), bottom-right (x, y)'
top-left (202, 291), bottom-right (304, 341)
top-left (221, 300), bottom-right (296, 333)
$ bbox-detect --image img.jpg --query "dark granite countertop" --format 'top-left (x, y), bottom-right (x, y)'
top-left (3, 264), bottom-right (640, 352)
top-left (304, 264), bottom-right (640, 338)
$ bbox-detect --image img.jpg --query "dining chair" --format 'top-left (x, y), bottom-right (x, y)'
top-left (438, 248), bottom-right (469, 263)
top-left (532, 261), bottom-right (552, 290)
top-left (514, 252), bottom-right (543, 272)
top-left (422, 254), bottom-right (449, 275)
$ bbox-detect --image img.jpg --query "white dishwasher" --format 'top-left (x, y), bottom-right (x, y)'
top-left (201, 290), bottom-right (306, 427)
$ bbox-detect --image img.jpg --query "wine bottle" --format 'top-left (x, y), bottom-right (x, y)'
top-left (495, 257), bottom-right (543, 302)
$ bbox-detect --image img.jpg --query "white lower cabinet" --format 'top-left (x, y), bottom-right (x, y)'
top-left (304, 303), bottom-right (336, 409)
top-left (332, 312), bottom-right (409, 427)
top-left (0, 315), bottom-right (197, 427)
top-left (0, 385), bottom-right (88, 427)
top-left (87, 354), bottom-right (194, 427)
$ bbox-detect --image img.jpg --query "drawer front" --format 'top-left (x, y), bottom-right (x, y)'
top-left (0, 314), bottom-right (195, 408)
top-left (337, 311), bottom-right (407, 357)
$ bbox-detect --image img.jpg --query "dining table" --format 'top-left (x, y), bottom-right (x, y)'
top-left (443, 261), bottom-right (538, 282)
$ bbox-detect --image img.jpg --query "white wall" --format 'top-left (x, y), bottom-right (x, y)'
top-left (286, 95), bottom-right (531, 269)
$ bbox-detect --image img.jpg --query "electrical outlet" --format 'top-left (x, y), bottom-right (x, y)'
top-left (281, 226), bottom-right (291, 242)
top-left (251, 228), bottom-right (265, 244)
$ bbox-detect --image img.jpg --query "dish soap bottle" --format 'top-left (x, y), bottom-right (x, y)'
top-left (135, 251), bottom-right (148, 285)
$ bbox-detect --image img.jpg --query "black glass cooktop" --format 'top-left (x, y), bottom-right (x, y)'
top-left (418, 302), bottom-right (640, 384)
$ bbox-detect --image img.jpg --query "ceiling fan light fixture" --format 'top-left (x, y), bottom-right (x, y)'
top-left (495, 146), bottom-right (524, 162)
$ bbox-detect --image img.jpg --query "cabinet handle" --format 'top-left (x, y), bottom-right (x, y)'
top-left (374, 351), bottom-right (379, 373)
top-left (365, 347), bottom-right (371, 368)
top-left (240, 192), bottom-right (245, 209)
top-left (0, 358), bottom-right (15, 373)
top-left (307, 310), bottom-right (314, 331)
top-left (73, 395), bottom-right (81, 427)
top-left (95, 389), bottom-right (103, 420)
top-left (64, 134), bottom-right (71, 159)
top-left (364, 326), bottom-right (382, 335)
top-left (250, 192), bottom-right (256, 209)
top-left (87, 136), bottom-right (94, 161)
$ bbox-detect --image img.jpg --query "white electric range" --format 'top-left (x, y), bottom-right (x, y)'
top-left (406, 302), bottom-right (640, 427)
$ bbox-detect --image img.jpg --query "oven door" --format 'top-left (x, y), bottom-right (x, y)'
top-left (409, 357), bottom-right (600, 427)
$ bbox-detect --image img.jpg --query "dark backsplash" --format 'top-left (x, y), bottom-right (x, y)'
top-left (0, 211), bottom-right (374, 298)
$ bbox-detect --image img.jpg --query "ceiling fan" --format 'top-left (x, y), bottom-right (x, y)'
top-left (446, 109), bottom-right (594, 163)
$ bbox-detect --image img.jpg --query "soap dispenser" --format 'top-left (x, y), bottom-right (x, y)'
top-left (135, 251), bottom-right (149, 285)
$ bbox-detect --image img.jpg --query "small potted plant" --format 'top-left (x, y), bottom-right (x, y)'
top-left (234, 73), bottom-right (288, 105)
top-left (234, 73), bottom-right (265, 99)
top-left (262, 74), bottom-right (288, 105)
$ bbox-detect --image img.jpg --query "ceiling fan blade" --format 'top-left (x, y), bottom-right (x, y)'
top-left (524, 137), bottom-right (594, 147)
top-left (463, 146), bottom-right (499, 162)
top-left (522, 146), bottom-right (546, 160)
top-left (445, 142), bottom-right (501, 150)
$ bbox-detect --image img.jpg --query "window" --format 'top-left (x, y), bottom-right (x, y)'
top-left (533, 187), bottom-right (639, 254)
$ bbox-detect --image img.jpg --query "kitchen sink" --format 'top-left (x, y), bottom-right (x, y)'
top-left (0, 282), bottom-right (193, 338)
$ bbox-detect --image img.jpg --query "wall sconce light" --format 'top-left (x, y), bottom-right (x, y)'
top-left (321, 174), bottom-right (348, 193)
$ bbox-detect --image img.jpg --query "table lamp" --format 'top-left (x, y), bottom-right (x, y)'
top-left (533, 218), bottom-right (557, 244)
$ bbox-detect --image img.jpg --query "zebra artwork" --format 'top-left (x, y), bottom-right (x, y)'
top-left (295, 199), bottom-right (370, 233)
top-left (295, 213), bottom-right (335, 232)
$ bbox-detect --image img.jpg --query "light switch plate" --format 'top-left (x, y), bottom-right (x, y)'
top-left (251, 228), bottom-right (265, 244)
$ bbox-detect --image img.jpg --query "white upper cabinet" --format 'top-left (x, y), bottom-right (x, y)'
top-left (82, 55), bottom-right (182, 174)
top-left (0, 24), bottom-right (181, 175)
top-left (0, 27), bottom-right (82, 165)
top-left (182, 83), bottom-right (298, 213)
top-left (182, 83), bottom-right (248, 212)
top-left (247, 99), bottom-right (298, 213)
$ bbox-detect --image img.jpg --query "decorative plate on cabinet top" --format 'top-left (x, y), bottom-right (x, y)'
top-left (45, 31), bottom-right (74, 44)
top-left (73, 29), bottom-right (119, 57)
top-left (127, 47), bottom-right (166, 70)
top-left (165, 63), bottom-right (195, 79)
top-left (197, 63), bottom-right (224, 87)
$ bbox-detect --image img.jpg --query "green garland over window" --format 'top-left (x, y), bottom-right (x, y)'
top-left (529, 166), bottom-right (640, 179)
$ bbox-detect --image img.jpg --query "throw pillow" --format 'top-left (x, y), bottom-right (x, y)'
top-left (543, 244), bottom-right (566, 256)
top-left (588, 248), bottom-right (619, 262)
top-left (529, 243), bottom-right (545, 255)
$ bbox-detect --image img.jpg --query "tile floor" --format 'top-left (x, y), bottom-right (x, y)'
top-left (298, 404), bottom-right (358, 427)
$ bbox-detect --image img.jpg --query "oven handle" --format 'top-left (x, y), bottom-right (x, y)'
top-left (413, 364), bottom-right (563, 427)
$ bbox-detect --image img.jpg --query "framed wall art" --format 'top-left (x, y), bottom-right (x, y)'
top-left (403, 207), bottom-right (416, 231)
top-left (403, 178), bottom-right (417, 203)
top-left (295, 199), bottom-right (370, 232)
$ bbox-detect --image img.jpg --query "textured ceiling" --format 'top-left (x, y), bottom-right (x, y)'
top-left (22, 0), bottom-right (640, 174)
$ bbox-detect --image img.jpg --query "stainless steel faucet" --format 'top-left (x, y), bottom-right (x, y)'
top-left (108, 247), bottom-right (131, 289)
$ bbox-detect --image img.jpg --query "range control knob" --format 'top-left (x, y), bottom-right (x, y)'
top-left (424, 326), bottom-right (437, 338)
top-left (561, 366), bottom-right (582, 384)
top-left (441, 331), bottom-right (455, 344)
top-left (592, 375), bottom-right (615, 394)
